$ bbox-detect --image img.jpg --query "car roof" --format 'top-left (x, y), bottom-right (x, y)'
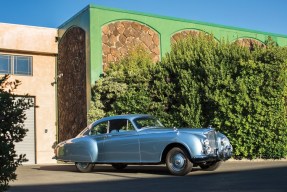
top-left (93, 114), bottom-right (152, 124)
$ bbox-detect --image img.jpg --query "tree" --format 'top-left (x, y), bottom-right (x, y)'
top-left (0, 75), bottom-right (33, 191)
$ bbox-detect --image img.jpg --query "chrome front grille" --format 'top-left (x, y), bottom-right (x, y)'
top-left (206, 130), bottom-right (217, 153)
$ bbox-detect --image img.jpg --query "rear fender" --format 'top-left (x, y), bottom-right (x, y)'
top-left (56, 136), bottom-right (98, 162)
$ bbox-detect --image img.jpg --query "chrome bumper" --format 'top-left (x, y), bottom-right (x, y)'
top-left (193, 146), bottom-right (232, 163)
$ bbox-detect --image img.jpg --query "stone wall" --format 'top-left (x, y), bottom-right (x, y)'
top-left (235, 38), bottom-right (266, 50)
top-left (101, 21), bottom-right (270, 70)
top-left (58, 27), bottom-right (87, 142)
top-left (102, 21), bottom-right (160, 69)
top-left (171, 30), bottom-right (266, 51)
top-left (171, 30), bottom-right (202, 44)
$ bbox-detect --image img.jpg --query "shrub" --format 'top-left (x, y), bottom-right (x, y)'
top-left (88, 46), bottom-right (157, 121)
top-left (156, 35), bottom-right (287, 158)
top-left (0, 75), bottom-right (33, 191)
top-left (89, 36), bottom-right (287, 159)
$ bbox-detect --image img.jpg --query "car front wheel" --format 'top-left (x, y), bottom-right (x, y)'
top-left (166, 147), bottom-right (193, 176)
top-left (199, 161), bottom-right (222, 171)
top-left (75, 162), bottom-right (94, 173)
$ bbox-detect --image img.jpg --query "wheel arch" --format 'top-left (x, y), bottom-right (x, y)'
top-left (161, 143), bottom-right (192, 163)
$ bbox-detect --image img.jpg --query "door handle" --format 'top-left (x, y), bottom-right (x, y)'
top-left (104, 134), bottom-right (112, 138)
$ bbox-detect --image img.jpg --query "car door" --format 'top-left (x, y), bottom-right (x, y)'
top-left (102, 119), bottom-right (140, 163)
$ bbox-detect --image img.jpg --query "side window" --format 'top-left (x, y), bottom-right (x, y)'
top-left (14, 56), bottom-right (32, 76)
top-left (109, 119), bottom-right (135, 133)
top-left (0, 54), bottom-right (32, 76)
top-left (0, 55), bottom-right (11, 74)
top-left (127, 120), bottom-right (135, 131)
top-left (90, 121), bottom-right (108, 135)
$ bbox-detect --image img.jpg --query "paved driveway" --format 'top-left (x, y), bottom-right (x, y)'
top-left (8, 161), bottom-right (287, 192)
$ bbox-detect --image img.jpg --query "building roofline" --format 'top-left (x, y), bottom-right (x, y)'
top-left (0, 22), bottom-right (57, 30)
top-left (0, 48), bottom-right (57, 56)
top-left (58, 5), bottom-right (91, 28)
top-left (88, 4), bottom-right (287, 38)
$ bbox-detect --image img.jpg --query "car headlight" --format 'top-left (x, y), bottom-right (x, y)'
top-left (202, 139), bottom-right (212, 155)
top-left (203, 139), bottom-right (209, 146)
top-left (220, 137), bottom-right (232, 152)
top-left (221, 137), bottom-right (228, 146)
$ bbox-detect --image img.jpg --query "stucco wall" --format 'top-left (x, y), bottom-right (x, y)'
top-left (0, 23), bottom-right (57, 164)
top-left (0, 23), bottom-right (57, 53)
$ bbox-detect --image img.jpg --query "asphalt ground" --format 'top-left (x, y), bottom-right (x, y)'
top-left (8, 161), bottom-right (287, 192)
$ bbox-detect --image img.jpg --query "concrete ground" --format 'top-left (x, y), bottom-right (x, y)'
top-left (8, 161), bottom-right (287, 192)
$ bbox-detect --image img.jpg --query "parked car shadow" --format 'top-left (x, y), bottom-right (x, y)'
top-left (33, 164), bottom-right (78, 172)
top-left (12, 165), bottom-right (287, 192)
top-left (33, 164), bottom-right (204, 176)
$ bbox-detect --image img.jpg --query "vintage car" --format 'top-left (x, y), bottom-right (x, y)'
top-left (54, 114), bottom-right (232, 176)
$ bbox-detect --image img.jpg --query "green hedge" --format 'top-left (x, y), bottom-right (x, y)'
top-left (89, 36), bottom-right (287, 159)
top-left (88, 47), bottom-right (155, 121)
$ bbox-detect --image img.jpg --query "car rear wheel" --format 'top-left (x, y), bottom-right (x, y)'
top-left (199, 161), bottom-right (222, 171)
top-left (112, 163), bottom-right (128, 170)
top-left (75, 162), bottom-right (94, 173)
top-left (166, 147), bottom-right (193, 176)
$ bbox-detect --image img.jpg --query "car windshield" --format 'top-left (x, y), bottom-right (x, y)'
top-left (134, 117), bottom-right (164, 129)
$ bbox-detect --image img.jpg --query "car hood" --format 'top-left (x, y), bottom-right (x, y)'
top-left (141, 127), bottom-right (214, 136)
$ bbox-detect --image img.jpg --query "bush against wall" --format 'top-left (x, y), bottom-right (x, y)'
top-left (0, 75), bottom-right (33, 191)
top-left (156, 35), bottom-right (287, 159)
top-left (88, 46), bottom-right (158, 123)
top-left (89, 35), bottom-right (287, 159)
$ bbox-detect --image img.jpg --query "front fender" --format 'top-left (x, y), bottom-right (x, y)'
top-left (174, 133), bottom-right (204, 158)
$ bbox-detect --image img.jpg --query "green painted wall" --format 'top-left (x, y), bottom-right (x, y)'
top-left (87, 5), bottom-right (287, 84)
top-left (59, 4), bottom-right (287, 92)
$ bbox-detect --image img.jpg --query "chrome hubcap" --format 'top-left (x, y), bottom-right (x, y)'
top-left (77, 162), bottom-right (89, 169)
top-left (171, 153), bottom-right (186, 172)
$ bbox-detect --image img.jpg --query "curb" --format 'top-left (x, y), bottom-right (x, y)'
top-left (227, 158), bottom-right (287, 162)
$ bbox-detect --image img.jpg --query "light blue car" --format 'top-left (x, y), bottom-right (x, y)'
top-left (54, 114), bottom-right (232, 176)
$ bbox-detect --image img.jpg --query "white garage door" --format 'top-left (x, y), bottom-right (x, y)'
top-left (14, 97), bottom-right (36, 164)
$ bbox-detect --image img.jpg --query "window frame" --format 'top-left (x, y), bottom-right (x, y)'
top-left (13, 55), bottom-right (33, 76)
top-left (90, 121), bottom-right (109, 135)
top-left (89, 119), bottom-right (137, 136)
top-left (0, 54), bottom-right (33, 76)
top-left (108, 119), bottom-right (136, 133)
top-left (0, 54), bottom-right (11, 74)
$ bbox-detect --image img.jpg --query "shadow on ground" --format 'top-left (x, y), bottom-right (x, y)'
top-left (33, 164), bottom-right (202, 175)
top-left (9, 165), bottom-right (287, 192)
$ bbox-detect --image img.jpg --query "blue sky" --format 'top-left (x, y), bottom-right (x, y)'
top-left (0, 0), bottom-right (286, 35)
